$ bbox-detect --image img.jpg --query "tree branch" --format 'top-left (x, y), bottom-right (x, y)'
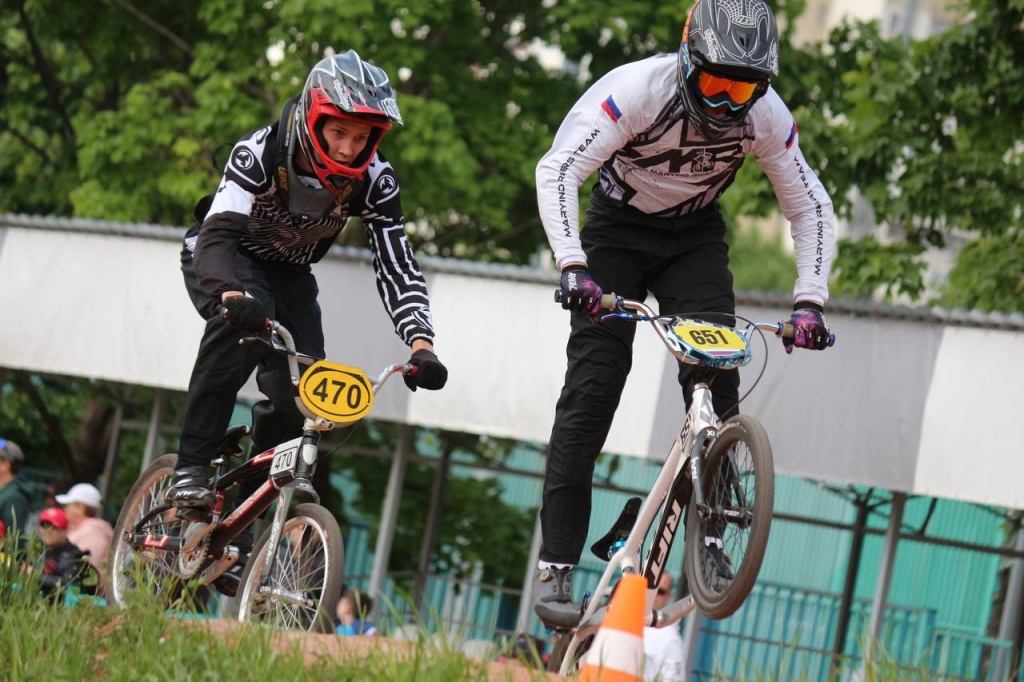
top-left (0, 120), bottom-right (52, 164)
top-left (110, 0), bottom-right (195, 60)
top-left (11, 0), bottom-right (76, 147)
top-left (14, 371), bottom-right (75, 481)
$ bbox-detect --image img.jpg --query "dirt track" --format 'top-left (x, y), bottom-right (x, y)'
top-left (192, 619), bottom-right (563, 681)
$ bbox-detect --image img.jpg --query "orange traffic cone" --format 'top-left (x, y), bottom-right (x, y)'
top-left (579, 573), bottom-right (646, 682)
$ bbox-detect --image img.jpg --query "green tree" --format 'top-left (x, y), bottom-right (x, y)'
top-left (800, 4), bottom-right (1024, 311)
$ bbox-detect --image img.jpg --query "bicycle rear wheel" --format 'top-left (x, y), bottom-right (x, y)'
top-left (108, 453), bottom-right (186, 606)
top-left (236, 502), bottom-right (344, 633)
top-left (685, 414), bottom-right (774, 619)
top-left (547, 630), bottom-right (595, 675)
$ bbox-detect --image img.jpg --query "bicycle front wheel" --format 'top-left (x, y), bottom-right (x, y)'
top-left (236, 502), bottom-right (344, 633)
top-left (108, 453), bottom-right (186, 606)
top-left (685, 414), bottom-right (774, 619)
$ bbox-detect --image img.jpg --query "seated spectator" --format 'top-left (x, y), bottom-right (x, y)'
top-left (34, 507), bottom-right (100, 599)
top-left (0, 438), bottom-right (31, 536)
top-left (335, 588), bottom-right (377, 636)
top-left (56, 483), bottom-right (113, 574)
top-left (644, 573), bottom-right (686, 682)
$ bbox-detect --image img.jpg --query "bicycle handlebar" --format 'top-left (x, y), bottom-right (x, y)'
top-left (238, 320), bottom-right (415, 393)
top-left (555, 289), bottom-right (836, 346)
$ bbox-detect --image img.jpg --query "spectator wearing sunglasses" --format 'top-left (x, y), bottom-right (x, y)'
top-left (644, 573), bottom-right (686, 681)
top-left (33, 507), bottom-right (100, 598)
top-left (533, 0), bottom-right (835, 628)
top-left (0, 438), bottom-right (31, 538)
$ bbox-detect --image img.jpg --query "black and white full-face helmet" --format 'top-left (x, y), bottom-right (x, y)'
top-left (296, 50), bottom-right (404, 189)
top-left (677, 0), bottom-right (780, 140)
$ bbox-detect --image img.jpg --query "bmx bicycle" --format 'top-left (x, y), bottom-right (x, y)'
top-left (107, 320), bottom-right (414, 632)
top-left (547, 293), bottom-right (835, 674)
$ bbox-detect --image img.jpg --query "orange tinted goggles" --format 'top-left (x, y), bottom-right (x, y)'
top-left (695, 71), bottom-right (760, 108)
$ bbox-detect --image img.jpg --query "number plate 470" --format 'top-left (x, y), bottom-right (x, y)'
top-left (298, 361), bottom-right (375, 424)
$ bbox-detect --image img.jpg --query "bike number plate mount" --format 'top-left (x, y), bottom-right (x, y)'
top-left (298, 360), bottom-right (376, 424)
top-left (669, 319), bottom-right (750, 368)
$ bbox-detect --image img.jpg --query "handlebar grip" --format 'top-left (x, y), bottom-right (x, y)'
top-left (553, 289), bottom-right (620, 310)
top-left (778, 322), bottom-right (837, 347)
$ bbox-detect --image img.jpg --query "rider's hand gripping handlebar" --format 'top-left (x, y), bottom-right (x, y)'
top-left (554, 289), bottom-right (836, 347)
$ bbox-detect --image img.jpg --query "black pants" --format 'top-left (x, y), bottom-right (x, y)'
top-left (539, 190), bottom-right (740, 565)
top-left (177, 244), bottom-right (325, 472)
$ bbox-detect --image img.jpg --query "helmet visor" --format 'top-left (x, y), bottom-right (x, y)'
top-left (693, 71), bottom-right (762, 110)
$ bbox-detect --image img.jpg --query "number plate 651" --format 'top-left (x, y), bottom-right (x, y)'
top-left (298, 361), bottom-right (375, 424)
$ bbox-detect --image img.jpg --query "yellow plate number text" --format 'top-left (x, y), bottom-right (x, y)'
top-left (299, 361), bottom-right (375, 424)
top-left (672, 321), bottom-right (747, 352)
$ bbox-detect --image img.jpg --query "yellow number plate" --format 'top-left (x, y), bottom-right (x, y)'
top-left (298, 361), bottom-right (375, 424)
top-left (672, 321), bottom-right (747, 352)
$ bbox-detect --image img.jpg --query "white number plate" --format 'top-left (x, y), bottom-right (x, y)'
top-left (269, 445), bottom-right (300, 477)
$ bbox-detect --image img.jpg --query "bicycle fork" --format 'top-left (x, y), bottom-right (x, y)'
top-left (685, 382), bottom-right (719, 513)
top-left (253, 437), bottom-right (321, 610)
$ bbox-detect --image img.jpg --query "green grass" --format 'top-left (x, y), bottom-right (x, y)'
top-left (0, 543), bottom-right (550, 681)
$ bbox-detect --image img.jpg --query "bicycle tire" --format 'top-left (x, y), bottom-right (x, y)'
top-left (547, 630), bottom-right (595, 675)
top-left (684, 414), bottom-right (774, 619)
top-left (236, 502), bottom-right (344, 633)
top-left (107, 453), bottom-right (187, 607)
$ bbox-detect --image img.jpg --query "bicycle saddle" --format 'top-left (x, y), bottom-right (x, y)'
top-left (591, 496), bottom-right (642, 560)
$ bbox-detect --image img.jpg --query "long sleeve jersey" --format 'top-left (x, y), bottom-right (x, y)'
top-left (186, 124), bottom-right (434, 345)
top-left (536, 53), bottom-right (835, 308)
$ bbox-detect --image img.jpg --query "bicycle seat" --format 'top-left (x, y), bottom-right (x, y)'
top-left (217, 424), bottom-right (251, 459)
top-left (591, 497), bottom-right (642, 560)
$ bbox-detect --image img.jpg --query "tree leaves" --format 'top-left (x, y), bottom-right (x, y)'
top-left (2, 0), bottom-right (1021, 307)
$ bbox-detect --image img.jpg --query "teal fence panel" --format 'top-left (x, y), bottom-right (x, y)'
top-left (694, 582), bottom-right (938, 679)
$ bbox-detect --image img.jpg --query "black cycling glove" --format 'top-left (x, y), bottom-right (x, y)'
top-left (221, 296), bottom-right (269, 333)
top-left (404, 349), bottom-right (448, 392)
top-left (558, 266), bottom-right (603, 315)
top-left (784, 303), bottom-right (831, 354)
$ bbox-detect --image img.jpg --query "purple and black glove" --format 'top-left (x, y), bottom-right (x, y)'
top-left (404, 349), bottom-right (448, 392)
top-left (221, 296), bottom-right (270, 333)
top-left (784, 303), bottom-right (831, 354)
top-left (558, 266), bottom-right (603, 315)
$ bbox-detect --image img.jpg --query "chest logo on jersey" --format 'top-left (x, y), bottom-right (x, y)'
top-left (691, 149), bottom-right (716, 175)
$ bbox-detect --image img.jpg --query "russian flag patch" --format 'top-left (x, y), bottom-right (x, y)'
top-left (601, 96), bottom-right (622, 123)
top-left (785, 122), bottom-right (798, 150)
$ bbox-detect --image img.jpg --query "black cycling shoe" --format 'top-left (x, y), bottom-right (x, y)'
top-left (533, 566), bottom-right (582, 629)
top-left (703, 537), bottom-right (734, 591)
top-left (167, 466), bottom-right (215, 510)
